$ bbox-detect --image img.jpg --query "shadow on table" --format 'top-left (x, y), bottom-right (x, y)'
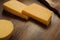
top-left (2, 10), bottom-right (28, 22)
top-left (28, 18), bottom-right (51, 29)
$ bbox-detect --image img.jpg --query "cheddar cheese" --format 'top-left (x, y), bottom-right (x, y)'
top-left (0, 20), bottom-right (14, 40)
top-left (22, 3), bottom-right (53, 25)
top-left (3, 1), bottom-right (28, 19)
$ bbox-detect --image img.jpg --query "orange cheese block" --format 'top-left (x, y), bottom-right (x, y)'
top-left (3, 1), bottom-right (28, 19)
top-left (22, 3), bottom-right (53, 25)
top-left (0, 20), bottom-right (14, 40)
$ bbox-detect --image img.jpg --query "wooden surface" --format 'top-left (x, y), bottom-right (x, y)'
top-left (0, 0), bottom-right (60, 40)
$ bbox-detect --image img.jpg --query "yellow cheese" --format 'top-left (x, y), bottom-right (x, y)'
top-left (3, 1), bottom-right (28, 19)
top-left (0, 20), bottom-right (14, 40)
top-left (22, 3), bottom-right (53, 25)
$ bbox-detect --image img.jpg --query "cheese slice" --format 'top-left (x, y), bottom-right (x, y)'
top-left (0, 20), bottom-right (14, 40)
top-left (3, 1), bottom-right (28, 19)
top-left (22, 3), bottom-right (53, 25)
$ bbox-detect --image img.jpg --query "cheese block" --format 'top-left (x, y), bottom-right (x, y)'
top-left (3, 1), bottom-right (28, 19)
top-left (0, 20), bottom-right (14, 40)
top-left (22, 3), bottom-right (53, 25)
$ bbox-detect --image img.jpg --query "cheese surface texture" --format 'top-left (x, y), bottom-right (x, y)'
top-left (0, 20), bottom-right (14, 40)
top-left (3, 1), bottom-right (28, 19)
top-left (22, 3), bottom-right (53, 25)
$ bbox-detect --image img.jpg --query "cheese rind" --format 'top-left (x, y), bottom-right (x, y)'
top-left (22, 3), bottom-right (53, 25)
top-left (3, 1), bottom-right (28, 19)
top-left (0, 20), bottom-right (14, 40)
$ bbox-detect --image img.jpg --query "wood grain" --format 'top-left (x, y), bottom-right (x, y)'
top-left (0, 0), bottom-right (60, 40)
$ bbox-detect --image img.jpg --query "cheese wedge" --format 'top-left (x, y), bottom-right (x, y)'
top-left (0, 20), bottom-right (14, 40)
top-left (3, 1), bottom-right (28, 19)
top-left (22, 3), bottom-right (53, 25)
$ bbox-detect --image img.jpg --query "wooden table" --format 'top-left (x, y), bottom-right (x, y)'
top-left (0, 0), bottom-right (60, 40)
